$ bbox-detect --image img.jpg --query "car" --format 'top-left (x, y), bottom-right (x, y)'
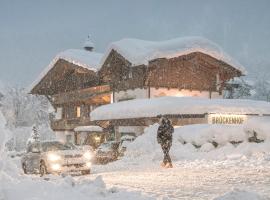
top-left (119, 135), bottom-right (136, 155)
top-left (21, 141), bottom-right (93, 176)
top-left (95, 141), bottom-right (120, 164)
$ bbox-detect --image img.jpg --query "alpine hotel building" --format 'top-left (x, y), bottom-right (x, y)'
top-left (30, 37), bottom-right (246, 147)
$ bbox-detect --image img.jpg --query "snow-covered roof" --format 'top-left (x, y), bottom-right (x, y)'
top-left (101, 36), bottom-right (246, 74)
top-left (28, 49), bottom-right (103, 93)
top-left (74, 125), bottom-right (103, 132)
top-left (90, 97), bottom-right (270, 121)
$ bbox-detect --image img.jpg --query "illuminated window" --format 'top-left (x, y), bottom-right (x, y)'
top-left (76, 106), bottom-right (81, 118)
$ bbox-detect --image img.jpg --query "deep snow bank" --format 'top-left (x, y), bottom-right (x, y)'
top-left (175, 124), bottom-right (246, 146)
top-left (213, 188), bottom-right (269, 200)
top-left (121, 123), bottom-right (270, 164)
top-left (244, 117), bottom-right (270, 140)
top-left (1, 175), bottom-right (153, 200)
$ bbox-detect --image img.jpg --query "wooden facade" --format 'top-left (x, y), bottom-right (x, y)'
top-left (30, 58), bottom-right (111, 137)
top-left (99, 51), bottom-right (241, 95)
top-left (32, 59), bottom-right (100, 95)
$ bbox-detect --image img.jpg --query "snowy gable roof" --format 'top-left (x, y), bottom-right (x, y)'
top-left (28, 49), bottom-right (103, 93)
top-left (90, 97), bottom-right (270, 121)
top-left (101, 36), bottom-right (246, 74)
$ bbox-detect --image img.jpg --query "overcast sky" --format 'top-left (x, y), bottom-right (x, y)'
top-left (0, 0), bottom-right (270, 87)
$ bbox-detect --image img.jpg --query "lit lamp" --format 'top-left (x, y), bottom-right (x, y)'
top-left (94, 135), bottom-right (101, 143)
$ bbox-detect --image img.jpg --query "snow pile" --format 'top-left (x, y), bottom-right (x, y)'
top-left (213, 188), bottom-right (269, 200)
top-left (0, 175), bottom-right (153, 200)
top-left (122, 124), bottom-right (163, 163)
top-left (91, 96), bottom-right (270, 120)
top-left (101, 36), bottom-right (245, 73)
top-left (175, 124), bottom-right (247, 147)
top-left (244, 117), bottom-right (270, 141)
top-left (118, 123), bottom-right (270, 165)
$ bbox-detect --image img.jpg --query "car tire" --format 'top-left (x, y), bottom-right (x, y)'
top-left (22, 163), bottom-right (27, 174)
top-left (40, 162), bottom-right (47, 177)
top-left (81, 170), bottom-right (90, 175)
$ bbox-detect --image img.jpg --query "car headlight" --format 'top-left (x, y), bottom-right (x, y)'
top-left (83, 152), bottom-right (92, 160)
top-left (47, 153), bottom-right (61, 162)
top-left (86, 162), bottom-right (92, 168)
top-left (51, 163), bottom-right (61, 171)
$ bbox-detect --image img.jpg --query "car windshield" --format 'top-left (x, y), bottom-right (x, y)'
top-left (41, 142), bottom-right (76, 152)
top-left (98, 143), bottom-right (111, 151)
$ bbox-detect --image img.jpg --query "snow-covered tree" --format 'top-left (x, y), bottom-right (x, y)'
top-left (224, 78), bottom-right (252, 99)
top-left (253, 78), bottom-right (270, 102)
top-left (26, 126), bottom-right (40, 146)
top-left (0, 85), bottom-right (55, 151)
top-left (1, 86), bottom-right (52, 128)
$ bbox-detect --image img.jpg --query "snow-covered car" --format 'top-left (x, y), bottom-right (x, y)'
top-left (95, 141), bottom-right (120, 164)
top-left (119, 135), bottom-right (135, 155)
top-left (21, 141), bottom-right (93, 176)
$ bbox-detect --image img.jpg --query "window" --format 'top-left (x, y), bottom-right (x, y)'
top-left (76, 106), bottom-right (81, 118)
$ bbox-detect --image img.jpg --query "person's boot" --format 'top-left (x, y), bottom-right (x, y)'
top-left (160, 162), bottom-right (166, 168)
top-left (165, 162), bottom-right (173, 168)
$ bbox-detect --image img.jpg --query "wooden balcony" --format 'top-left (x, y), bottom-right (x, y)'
top-left (51, 117), bottom-right (95, 131)
top-left (51, 85), bottom-right (111, 105)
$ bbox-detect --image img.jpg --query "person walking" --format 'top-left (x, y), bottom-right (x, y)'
top-left (157, 116), bottom-right (174, 168)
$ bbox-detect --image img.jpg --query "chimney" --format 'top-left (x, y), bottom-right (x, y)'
top-left (84, 35), bottom-right (94, 51)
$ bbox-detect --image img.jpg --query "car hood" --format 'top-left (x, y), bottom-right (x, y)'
top-left (47, 149), bottom-right (85, 157)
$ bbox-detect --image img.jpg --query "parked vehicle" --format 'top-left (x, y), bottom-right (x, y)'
top-left (95, 141), bottom-right (120, 164)
top-left (119, 135), bottom-right (136, 155)
top-left (21, 141), bottom-right (93, 176)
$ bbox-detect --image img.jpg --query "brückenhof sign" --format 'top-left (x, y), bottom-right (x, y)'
top-left (208, 114), bottom-right (247, 124)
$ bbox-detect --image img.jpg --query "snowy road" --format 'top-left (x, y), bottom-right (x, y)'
top-left (89, 160), bottom-right (270, 199)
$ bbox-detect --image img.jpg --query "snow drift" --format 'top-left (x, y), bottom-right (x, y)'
top-left (244, 117), bottom-right (270, 141)
top-left (120, 123), bottom-right (270, 165)
top-left (213, 188), bottom-right (269, 200)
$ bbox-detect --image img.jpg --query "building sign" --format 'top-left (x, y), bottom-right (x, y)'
top-left (208, 114), bottom-right (247, 124)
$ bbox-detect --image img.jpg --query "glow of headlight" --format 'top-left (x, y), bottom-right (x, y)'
top-left (86, 162), bottom-right (91, 168)
top-left (83, 152), bottom-right (92, 160)
top-left (48, 153), bottom-right (61, 161)
top-left (51, 163), bottom-right (61, 171)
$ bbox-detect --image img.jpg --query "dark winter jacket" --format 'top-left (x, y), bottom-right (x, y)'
top-left (157, 118), bottom-right (174, 145)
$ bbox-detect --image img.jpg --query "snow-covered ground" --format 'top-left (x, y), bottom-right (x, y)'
top-left (87, 124), bottom-right (270, 199)
top-left (1, 112), bottom-right (270, 199)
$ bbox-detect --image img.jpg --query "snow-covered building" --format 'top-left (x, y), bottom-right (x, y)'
top-left (29, 40), bottom-right (110, 146)
top-left (98, 37), bottom-right (245, 102)
top-left (30, 36), bottom-right (247, 145)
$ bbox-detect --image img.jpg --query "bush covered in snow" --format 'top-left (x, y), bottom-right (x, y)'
top-left (175, 124), bottom-right (247, 147)
top-left (244, 117), bottom-right (270, 141)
